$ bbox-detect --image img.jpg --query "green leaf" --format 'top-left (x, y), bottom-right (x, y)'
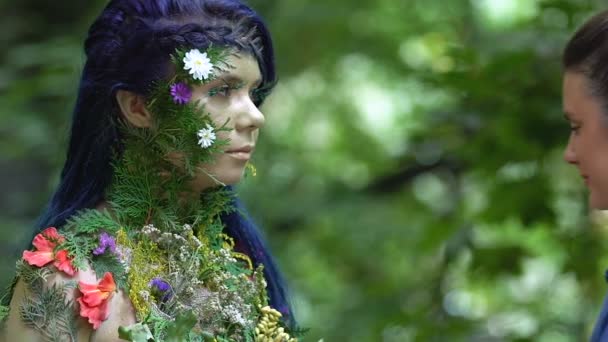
top-left (118, 323), bottom-right (154, 342)
top-left (91, 253), bottom-right (128, 290)
top-left (0, 304), bottom-right (9, 322)
top-left (19, 283), bottom-right (79, 341)
top-left (63, 209), bottom-right (122, 234)
top-left (165, 311), bottom-right (197, 342)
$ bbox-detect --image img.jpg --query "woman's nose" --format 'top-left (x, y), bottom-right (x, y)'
top-left (563, 135), bottom-right (577, 165)
top-left (235, 96), bottom-right (265, 131)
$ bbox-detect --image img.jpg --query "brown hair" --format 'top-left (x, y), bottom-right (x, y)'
top-left (563, 10), bottom-right (608, 103)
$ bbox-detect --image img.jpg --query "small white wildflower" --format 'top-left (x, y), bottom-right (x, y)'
top-left (183, 49), bottom-right (214, 81)
top-left (173, 234), bottom-right (187, 243)
top-left (218, 249), bottom-right (232, 260)
top-left (116, 246), bottom-right (133, 271)
top-left (139, 290), bottom-right (151, 301)
top-left (141, 224), bottom-right (159, 237)
top-left (197, 124), bottom-right (216, 148)
top-left (207, 295), bottom-right (222, 311)
top-left (222, 304), bottom-right (251, 327)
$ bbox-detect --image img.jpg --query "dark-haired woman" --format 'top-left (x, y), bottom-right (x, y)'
top-left (1, 1), bottom-right (297, 341)
top-left (562, 9), bottom-right (608, 342)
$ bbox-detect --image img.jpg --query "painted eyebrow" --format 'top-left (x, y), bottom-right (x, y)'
top-left (217, 74), bottom-right (262, 88)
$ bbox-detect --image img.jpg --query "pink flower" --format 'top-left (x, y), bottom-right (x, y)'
top-left (77, 272), bottom-right (116, 329)
top-left (22, 227), bottom-right (76, 276)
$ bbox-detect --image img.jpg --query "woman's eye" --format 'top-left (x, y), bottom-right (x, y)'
top-left (208, 82), bottom-right (245, 98)
top-left (209, 85), bottom-right (231, 97)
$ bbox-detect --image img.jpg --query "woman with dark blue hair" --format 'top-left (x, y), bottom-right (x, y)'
top-left (1, 0), bottom-right (297, 340)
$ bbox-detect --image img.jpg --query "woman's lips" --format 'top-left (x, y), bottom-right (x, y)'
top-left (226, 151), bottom-right (252, 160)
top-left (226, 146), bottom-right (253, 160)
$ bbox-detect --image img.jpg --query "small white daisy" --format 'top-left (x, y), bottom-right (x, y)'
top-left (197, 124), bottom-right (216, 148)
top-left (183, 49), bottom-right (214, 81)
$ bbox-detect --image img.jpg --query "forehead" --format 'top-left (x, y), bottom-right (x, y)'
top-left (563, 71), bottom-right (592, 100)
top-left (563, 72), bottom-right (604, 117)
top-left (219, 52), bottom-right (261, 83)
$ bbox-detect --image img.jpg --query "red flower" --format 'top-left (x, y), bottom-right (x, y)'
top-left (77, 272), bottom-right (116, 329)
top-left (53, 250), bottom-right (77, 276)
top-left (22, 227), bottom-right (76, 276)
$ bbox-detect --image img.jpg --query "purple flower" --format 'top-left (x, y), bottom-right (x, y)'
top-left (149, 277), bottom-right (172, 301)
top-left (170, 82), bottom-right (192, 104)
top-left (92, 232), bottom-right (117, 256)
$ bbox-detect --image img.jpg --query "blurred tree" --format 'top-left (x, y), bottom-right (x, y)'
top-left (1, 0), bottom-right (608, 340)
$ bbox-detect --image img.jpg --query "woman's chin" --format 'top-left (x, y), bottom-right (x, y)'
top-left (217, 171), bottom-right (245, 187)
top-left (589, 192), bottom-right (608, 210)
top-left (190, 167), bottom-right (245, 192)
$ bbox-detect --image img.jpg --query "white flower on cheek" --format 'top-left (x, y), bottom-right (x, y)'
top-left (197, 124), bottom-right (216, 148)
top-left (183, 49), bottom-right (214, 81)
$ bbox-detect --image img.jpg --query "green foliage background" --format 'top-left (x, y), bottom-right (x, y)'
top-left (1, 0), bottom-right (607, 340)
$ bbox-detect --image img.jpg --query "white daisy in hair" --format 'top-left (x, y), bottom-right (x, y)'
top-left (183, 49), bottom-right (214, 81)
top-left (197, 124), bottom-right (216, 148)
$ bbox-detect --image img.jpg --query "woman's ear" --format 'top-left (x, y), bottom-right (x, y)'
top-left (115, 90), bottom-right (153, 128)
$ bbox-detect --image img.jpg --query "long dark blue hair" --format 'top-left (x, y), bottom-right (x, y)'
top-left (33, 0), bottom-right (295, 327)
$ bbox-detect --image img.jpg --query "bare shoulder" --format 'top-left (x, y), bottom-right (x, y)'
top-left (2, 264), bottom-right (95, 342)
top-left (2, 261), bottom-right (135, 342)
top-left (89, 289), bottom-right (137, 342)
